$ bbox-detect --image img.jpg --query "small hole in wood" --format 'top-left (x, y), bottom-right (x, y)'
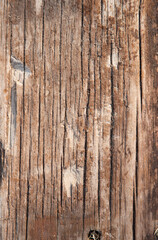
top-left (88, 230), bottom-right (101, 240)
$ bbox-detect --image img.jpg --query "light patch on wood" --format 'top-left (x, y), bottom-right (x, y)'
top-left (109, 0), bottom-right (115, 17)
top-left (63, 165), bottom-right (83, 198)
top-left (76, 237), bottom-right (82, 240)
top-left (91, 150), bottom-right (98, 198)
top-left (106, 48), bottom-right (119, 69)
top-left (66, 122), bottom-right (80, 149)
top-left (36, 0), bottom-right (43, 15)
top-left (112, 47), bottom-right (119, 68)
top-left (106, 55), bottom-right (111, 68)
top-left (90, 112), bottom-right (99, 199)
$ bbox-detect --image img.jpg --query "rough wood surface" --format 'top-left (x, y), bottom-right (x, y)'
top-left (0, 0), bottom-right (157, 239)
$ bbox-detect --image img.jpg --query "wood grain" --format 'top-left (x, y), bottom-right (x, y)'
top-left (0, 0), bottom-right (157, 239)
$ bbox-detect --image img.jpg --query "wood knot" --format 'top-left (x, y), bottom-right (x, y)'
top-left (154, 228), bottom-right (158, 238)
top-left (88, 230), bottom-right (101, 240)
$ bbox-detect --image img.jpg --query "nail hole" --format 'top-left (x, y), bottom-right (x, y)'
top-left (88, 230), bottom-right (101, 240)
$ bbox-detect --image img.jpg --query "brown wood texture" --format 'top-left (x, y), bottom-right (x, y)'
top-left (0, 0), bottom-right (157, 239)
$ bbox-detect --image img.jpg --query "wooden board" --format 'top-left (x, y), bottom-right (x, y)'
top-left (0, 0), bottom-right (157, 239)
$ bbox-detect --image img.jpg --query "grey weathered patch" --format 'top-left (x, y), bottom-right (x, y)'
top-left (0, 141), bottom-right (5, 186)
top-left (10, 83), bottom-right (17, 147)
top-left (10, 56), bottom-right (31, 85)
top-left (11, 56), bottom-right (31, 74)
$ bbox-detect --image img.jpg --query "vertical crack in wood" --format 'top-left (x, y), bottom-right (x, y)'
top-left (26, 96), bottom-right (32, 239)
top-left (7, 176), bottom-right (10, 219)
top-left (57, 197), bottom-right (59, 239)
top-left (81, 0), bottom-right (84, 89)
top-left (19, 118), bottom-right (22, 202)
top-left (23, 0), bottom-right (27, 125)
top-left (43, 56), bottom-right (46, 108)
top-left (51, 72), bottom-right (55, 191)
top-left (133, 104), bottom-right (139, 240)
top-left (0, 142), bottom-right (5, 186)
top-left (26, 178), bottom-right (30, 240)
top-left (109, 39), bottom-right (114, 232)
top-left (93, 58), bottom-right (96, 112)
top-left (100, 0), bottom-right (103, 58)
top-left (115, 5), bottom-right (118, 37)
top-left (71, 184), bottom-right (73, 211)
top-left (133, 185), bottom-right (136, 240)
top-left (59, 0), bottom-right (63, 120)
top-left (123, 64), bottom-right (128, 155)
top-left (136, 105), bottom-right (139, 198)
top-left (106, 0), bottom-right (109, 44)
top-left (54, 26), bottom-right (56, 62)
top-left (37, 77), bottom-right (41, 178)
top-left (82, 106), bottom-right (88, 239)
top-left (42, 128), bottom-right (46, 217)
top-left (15, 200), bottom-right (18, 238)
top-left (82, 2), bottom-right (92, 236)
top-left (139, 0), bottom-right (142, 112)
top-left (33, 15), bottom-right (36, 76)
top-left (98, 0), bottom-right (103, 226)
top-left (10, 83), bottom-right (17, 148)
top-left (60, 157), bottom-right (63, 207)
top-left (42, 0), bottom-right (45, 57)
top-left (127, 34), bottom-right (131, 62)
top-left (55, 102), bottom-right (58, 168)
top-left (99, 58), bottom-right (102, 110)
top-left (70, 29), bottom-right (73, 107)
top-left (98, 150), bottom-right (101, 225)
top-left (62, 80), bottom-right (67, 168)
top-left (10, 19), bottom-right (12, 57)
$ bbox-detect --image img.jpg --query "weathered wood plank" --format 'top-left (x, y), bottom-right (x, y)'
top-left (0, 0), bottom-right (157, 239)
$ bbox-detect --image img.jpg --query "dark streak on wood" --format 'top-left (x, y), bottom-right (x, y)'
top-left (0, 142), bottom-right (5, 186)
top-left (60, 157), bottom-right (63, 207)
top-left (133, 186), bottom-right (136, 240)
top-left (26, 103), bottom-right (32, 239)
top-left (37, 77), bottom-right (41, 178)
top-left (42, 128), bottom-right (46, 217)
top-left (59, 0), bottom-right (63, 120)
top-left (106, 0), bottom-right (109, 44)
top-left (15, 200), bottom-right (18, 238)
top-left (10, 19), bottom-right (12, 57)
top-left (109, 40), bottom-right (114, 231)
top-left (136, 106), bottom-right (138, 198)
top-left (93, 58), bottom-right (96, 112)
top-left (62, 81), bottom-right (67, 168)
top-left (23, 0), bottom-right (27, 125)
top-left (139, 0), bottom-right (142, 111)
top-left (71, 184), bottom-right (73, 212)
top-left (19, 118), bottom-right (22, 202)
top-left (81, 0), bottom-right (84, 89)
top-left (42, 0), bottom-right (45, 57)
top-left (98, 150), bottom-right (100, 225)
top-left (26, 178), bottom-right (30, 240)
top-left (10, 83), bottom-right (17, 148)
top-left (51, 75), bottom-right (55, 188)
